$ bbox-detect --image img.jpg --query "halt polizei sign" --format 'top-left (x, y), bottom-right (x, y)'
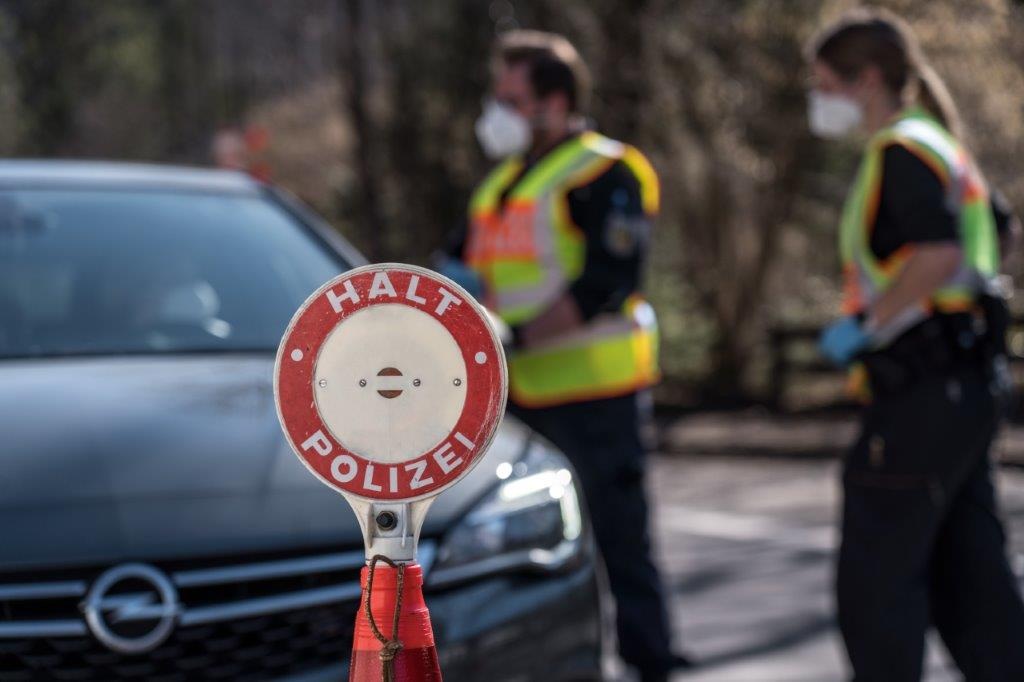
top-left (274, 263), bottom-right (507, 560)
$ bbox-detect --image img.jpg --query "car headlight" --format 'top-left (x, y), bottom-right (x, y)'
top-left (428, 438), bottom-right (585, 587)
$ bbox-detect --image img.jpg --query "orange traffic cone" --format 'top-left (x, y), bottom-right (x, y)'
top-left (350, 558), bottom-right (441, 682)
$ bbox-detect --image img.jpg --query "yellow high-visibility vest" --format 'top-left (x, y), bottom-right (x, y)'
top-left (838, 107), bottom-right (1000, 397)
top-left (840, 107), bottom-right (999, 316)
top-left (466, 131), bottom-right (660, 407)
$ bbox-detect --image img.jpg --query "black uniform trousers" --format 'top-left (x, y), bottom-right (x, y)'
top-left (509, 392), bottom-right (675, 677)
top-left (838, 369), bottom-right (1024, 681)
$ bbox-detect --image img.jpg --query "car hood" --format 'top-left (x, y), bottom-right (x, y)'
top-left (0, 354), bottom-right (527, 571)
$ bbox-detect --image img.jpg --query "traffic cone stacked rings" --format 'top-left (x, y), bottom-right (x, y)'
top-left (350, 561), bottom-right (441, 682)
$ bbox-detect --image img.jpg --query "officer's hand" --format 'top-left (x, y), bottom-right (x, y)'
top-left (819, 316), bottom-right (871, 367)
top-left (435, 257), bottom-right (484, 301)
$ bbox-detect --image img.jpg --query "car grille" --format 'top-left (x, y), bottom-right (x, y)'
top-left (1, 604), bottom-right (349, 681)
top-left (0, 543), bottom-right (436, 681)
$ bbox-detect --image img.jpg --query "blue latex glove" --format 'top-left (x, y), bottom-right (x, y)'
top-left (435, 257), bottom-right (484, 301)
top-left (819, 316), bottom-right (871, 366)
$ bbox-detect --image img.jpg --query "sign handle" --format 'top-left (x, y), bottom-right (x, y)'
top-left (350, 559), bottom-right (441, 682)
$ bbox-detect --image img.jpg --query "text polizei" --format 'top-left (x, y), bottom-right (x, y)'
top-left (300, 429), bottom-right (476, 494)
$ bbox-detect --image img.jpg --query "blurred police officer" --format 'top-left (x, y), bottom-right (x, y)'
top-left (809, 9), bottom-right (1024, 681)
top-left (439, 30), bottom-right (690, 682)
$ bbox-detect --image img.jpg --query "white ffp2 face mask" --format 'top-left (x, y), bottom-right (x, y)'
top-left (475, 100), bottom-right (532, 159)
top-left (807, 90), bottom-right (864, 139)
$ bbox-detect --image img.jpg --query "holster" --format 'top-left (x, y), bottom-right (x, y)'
top-left (860, 306), bottom-right (1003, 398)
top-left (978, 292), bottom-right (1016, 414)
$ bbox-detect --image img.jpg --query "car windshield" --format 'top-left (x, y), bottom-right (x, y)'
top-left (0, 188), bottom-right (348, 359)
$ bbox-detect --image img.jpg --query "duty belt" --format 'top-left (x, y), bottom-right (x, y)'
top-left (859, 311), bottom-right (995, 397)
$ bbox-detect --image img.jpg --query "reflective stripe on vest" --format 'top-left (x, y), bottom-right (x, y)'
top-left (466, 132), bottom-right (661, 407)
top-left (507, 296), bottom-right (661, 407)
top-left (839, 108), bottom-right (999, 327)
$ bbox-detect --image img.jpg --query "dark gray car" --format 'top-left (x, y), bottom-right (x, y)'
top-left (0, 161), bottom-right (603, 681)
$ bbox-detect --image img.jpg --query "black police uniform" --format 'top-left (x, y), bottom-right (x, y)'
top-left (449, 146), bottom-right (682, 681)
top-left (837, 146), bottom-right (1024, 681)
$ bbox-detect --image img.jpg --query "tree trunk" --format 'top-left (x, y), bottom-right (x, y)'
top-left (339, 0), bottom-right (385, 262)
top-left (5, 0), bottom-right (82, 155)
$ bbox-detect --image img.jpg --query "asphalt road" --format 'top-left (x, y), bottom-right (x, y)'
top-left (632, 452), bottom-right (1024, 682)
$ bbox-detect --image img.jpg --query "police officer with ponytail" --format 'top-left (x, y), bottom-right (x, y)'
top-left (809, 9), bottom-right (1024, 681)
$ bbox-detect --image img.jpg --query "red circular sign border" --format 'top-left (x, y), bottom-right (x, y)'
top-left (274, 263), bottom-right (508, 502)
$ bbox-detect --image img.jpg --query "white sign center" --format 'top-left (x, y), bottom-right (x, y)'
top-left (313, 303), bottom-right (467, 464)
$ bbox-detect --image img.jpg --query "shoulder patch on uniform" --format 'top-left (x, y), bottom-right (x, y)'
top-left (604, 209), bottom-right (651, 257)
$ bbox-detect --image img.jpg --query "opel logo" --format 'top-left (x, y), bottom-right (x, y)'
top-left (81, 563), bottom-right (180, 654)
